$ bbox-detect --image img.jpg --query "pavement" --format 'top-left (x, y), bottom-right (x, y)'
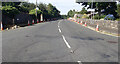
top-left (2, 19), bottom-right (118, 63)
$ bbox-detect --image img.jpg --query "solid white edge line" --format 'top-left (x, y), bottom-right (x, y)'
top-left (62, 35), bottom-right (71, 49)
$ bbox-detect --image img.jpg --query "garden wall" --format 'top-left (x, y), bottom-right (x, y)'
top-left (76, 18), bottom-right (120, 35)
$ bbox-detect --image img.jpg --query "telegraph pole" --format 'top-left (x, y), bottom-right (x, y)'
top-left (91, 0), bottom-right (94, 24)
top-left (36, 0), bottom-right (37, 18)
top-left (91, 0), bottom-right (93, 20)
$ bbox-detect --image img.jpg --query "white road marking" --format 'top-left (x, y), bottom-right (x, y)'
top-left (58, 21), bottom-right (71, 49)
top-left (59, 29), bottom-right (62, 33)
top-left (77, 61), bottom-right (82, 64)
top-left (58, 25), bottom-right (60, 28)
top-left (62, 35), bottom-right (71, 49)
top-left (77, 61), bottom-right (81, 63)
top-left (58, 21), bottom-right (60, 26)
top-left (58, 21), bottom-right (82, 63)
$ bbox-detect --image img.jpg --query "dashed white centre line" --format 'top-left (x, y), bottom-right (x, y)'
top-left (62, 35), bottom-right (71, 49)
top-left (58, 21), bottom-right (71, 49)
top-left (58, 21), bottom-right (82, 63)
top-left (59, 29), bottom-right (62, 33)
top-left (58, 21), bottom-right (60, 27)
top-left (77, 61), bottom-right (82, 63)
top-left (58, 25), bottom-right (60, 28)
top-left (77, 61), bottom-right (82, 64)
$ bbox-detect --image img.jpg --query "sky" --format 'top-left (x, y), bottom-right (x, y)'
top-left (28, 0), bottom-right (83, 15)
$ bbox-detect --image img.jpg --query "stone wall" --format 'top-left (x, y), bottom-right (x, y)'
top-left (76, 18), bottom-right (120, 34)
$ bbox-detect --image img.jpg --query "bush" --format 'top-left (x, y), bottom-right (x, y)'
top-left (94, 15), bottom-right (99, 19)
top-left (94, 15), bottom-right (106, 19)
top-left (100, 15), bottom-right (106, 19)
top-left (82, 14), bottom-right (88, 19)
top-left (116, 18), bottom-right (120, 21)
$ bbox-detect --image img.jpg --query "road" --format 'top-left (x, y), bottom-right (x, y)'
top-left (2, 19), bottom-right (118, 62)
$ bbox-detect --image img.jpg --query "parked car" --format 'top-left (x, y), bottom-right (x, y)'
top-left (104, 14), bottom-right (115, 20)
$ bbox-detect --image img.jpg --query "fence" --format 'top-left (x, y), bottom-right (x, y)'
top-left (2, 13), bottom-right (59, 29)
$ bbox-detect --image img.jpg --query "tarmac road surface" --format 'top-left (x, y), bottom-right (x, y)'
top-left (2, 19), bottom-right (118, 63)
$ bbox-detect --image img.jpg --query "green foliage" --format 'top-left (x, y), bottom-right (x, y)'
top-left (2, 2), bottom-right (21, 7)
top-left (0, 2), bottom-right (2, 8)
top-left (61, 15), bottom-right (68, 19)
top-left (67, 10), bottom-right (76, 17)
top-left (94, 14), bottom-right (106, 19)
top-left (80, 7), bottom-right (87, 14)
top-left (117, 4), bottom-right (120, 17)
top-left (28, 3), bottom-right (60, 19)
top-left (94, 14), bottom-right (99, 19)
top-left (2, 2), bottom-right (60, 20)
top-left (116, 18), bottom-right (120, 21)
top-left (2, 2), bottom-right (21, 18)
top-left (29, 9), bottom-right (42, 15)
top-left (100, 15), bottom-right (106, 19)
top-left (38, 3), bottom-right (48, 19)
top-left (82, 14), bottom-right (88, 18)
top-left (67, 7), bottom-right (87, 18)
top-left (19, 5), bottom-right (29, 13)
top-left (22, 2), bottom-right (35, 11)
top-left (47, 3), bottom-right (60, 18)
top-left (38, 3), bottom-right (47, 11)
top-left (18, 2), bottom-right (36, 13)
top-left (81, 2), bottom-right (117, 17)
top-left (2, 6), bottom-right (19, 18)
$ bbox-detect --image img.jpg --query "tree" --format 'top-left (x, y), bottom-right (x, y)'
top-left (61, 15), bottom-right (68, 19)
top-left (80, 7), bottom-right (87, 14)
top-left (38, 3), bottom-right (47, 11)
top-left (47, 3), bottom-right (60, 18)
top-left (19, 2), bottom-right (36, 13)
top-left (2, 6), bottom-right (20, 18)
top-left (29, 9), bottom-right (42, 15)
top-left (2, 2), bottom-right (61, 20)
top-left (2, 2), bottom-right (21, 7)
top-left (2, 2), bottom-right (21, 18)
top-left (67, 10), bottom-right (76, 17)
top-left (81, 2), bottom-right (117, 17)
top-left (38, 3), bottom-right (48, 19)
top-left (117, 4), bottom-right (120, 17)
top-left (19, 4), bottom-right (29, 13)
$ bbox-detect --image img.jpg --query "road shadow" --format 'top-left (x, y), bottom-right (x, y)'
top-left (71, 36), bottom-right (104, 41)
